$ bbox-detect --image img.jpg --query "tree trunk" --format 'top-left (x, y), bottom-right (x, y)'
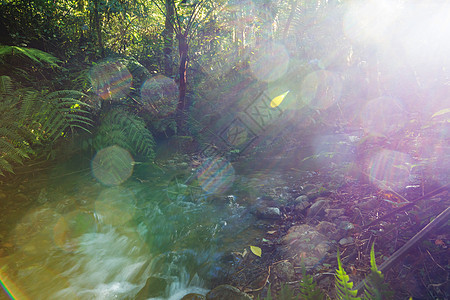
top-left (163, 0), bottom-right (174, 77)
top-left (92, 0), bottom-right (104, 58)
top-left (176, 32), bottom-right (189, 134)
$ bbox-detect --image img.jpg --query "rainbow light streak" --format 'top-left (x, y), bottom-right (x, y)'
top-left (98, 72), bottom-right (132, 100)
top-left (197, 158), bottom-right (234, 194)
top-left (0, 268), bottom-right (30, 300)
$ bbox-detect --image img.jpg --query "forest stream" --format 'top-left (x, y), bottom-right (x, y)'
top-left (0, 149), bottom-right (310, 300)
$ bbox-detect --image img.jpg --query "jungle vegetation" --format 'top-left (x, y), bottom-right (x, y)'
top-left (0, 0), bottom-right (449, 298)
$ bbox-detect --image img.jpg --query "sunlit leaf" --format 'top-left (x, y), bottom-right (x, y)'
top-left (270, 91), bottom-right (289, 108)
top-left (431, 108), bottom-right (450, 118)
top-left (250, 245), bottom-right (262, 257)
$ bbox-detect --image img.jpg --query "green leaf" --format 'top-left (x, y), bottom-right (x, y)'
top-left (250, 245), bottom-right (262, 257)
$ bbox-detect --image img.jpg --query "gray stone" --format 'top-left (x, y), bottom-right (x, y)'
top-left (307, 199), bottom-right (329, 217)
top-left (339, 221), bottom-right (355, 231)
top-left (325, 208), bottom-right (345, 219)
top-left (273, 261), bottom-right (296, 282)
top-left (206, 285), bottom-right (252, 300)
top-left (315, 221), bottom-right (337, 238)
top-left (256, 206), bottom-right (281, 220)
top-left (339, 237), bottom-right (354, 245)
top-left (281, 224), bottom-right (330, 268)
top-left (294, 195), bottom-right (309, 204)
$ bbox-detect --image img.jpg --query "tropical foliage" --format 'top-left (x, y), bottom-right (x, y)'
top-left (0, 74), bottom-right (92, 174)
top-left (92, 108), bottom-right (155, 160)
top-left (0, 45), bottom-right (93, 175)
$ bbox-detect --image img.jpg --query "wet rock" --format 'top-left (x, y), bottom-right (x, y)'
top-left (181, 293), bottom-right (206, 300)
top-left (338, 221), bottom-right (355, 231)
top-left (291, 195), bottom-right (311, 213)
top-left (339, 237), bottom-right (354, 245)
top-left (315, 221), bottom-right (338, 238)
top-left (293, 195), bottom-right (309, 204)
top-left (135, 276), bottom-right (167, 299)
top-left (325, 208), bottom-right (345, 219)
top-left (256, 206), bottom-right (281, 220)
top-left (281, 224), bottom-right (330, 268)
top-left (292, 195), bottom-right (310, 212)
top-left (206, 285), bottom-right (252, 300)
top-left (307, 199), bottom-right (329, 218)
top-left (273, 261), bottom-right (296, 282)
top-left (294, 202), bottom-right (311, 213)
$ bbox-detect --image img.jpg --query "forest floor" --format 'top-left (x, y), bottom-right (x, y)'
top-left (212, 149), bottom-right (450, 300)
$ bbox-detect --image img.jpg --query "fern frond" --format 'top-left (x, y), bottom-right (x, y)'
top-left (0, 158), bottom-right (14, 174)
top-left (0, 75), bottom-right (13, 96)
top-left (0, 138), bottom-right (30, 164)
top-left (94, 109), bottom-right (155, 160)
top-left (364, 243), bottom-right (394, 300)
top-left (277, 283), bottom-right (297, 300)
top-left (19, 89), bottom-right (41, 122)
top-left (299, 263), bottom-right (325, 300)
top-left (0, 45), bottom-right (60, 67)
top-left (335, 249), bottom-right (361, 300)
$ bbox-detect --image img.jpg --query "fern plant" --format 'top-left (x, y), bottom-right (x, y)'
top-left (0, 75), bottom-right (92, 174)
top-left (0, 76), bottom-right (34, 174)
top-left (0, 45), bottom-right (60, 67)
top-left (93, 108), bottom-right (155, 160)
top-left (299, 263), bottom-right (325, 300)
top-left (364, 244), bottom-right (394, 300)
top-left (335, 249), bottom-right (361, 300)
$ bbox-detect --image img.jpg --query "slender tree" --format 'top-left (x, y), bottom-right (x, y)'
top-left (163, 0), bottom-right (175, 77)
top-left (152, 0), bottom-right (223, 134)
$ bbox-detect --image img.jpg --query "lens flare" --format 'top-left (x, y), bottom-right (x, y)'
top-left (141, 75), bottom-right (178, 117)
top-left (249, 42), bottom-right (289, 82)
top-left (91, 145), bottom-right (134, 186)
top-left (300, 70), bottom-right (342, 110)
top-left (225, 123), bottom-right (248, 146)
top-left (95, 186), bottom-right (137, 226)
top-left (1, 267), bottom-right (30, 300)
top-left (367, 149), bottom-right (412, 190)
top-left (360, 97), bottom-right (407, 136)
top-left (90, 60), bottom-right (132, 101)
top-left (343, 0), bottom-right (401, 45)
top-left (196, 156), bottom-right (235, 194)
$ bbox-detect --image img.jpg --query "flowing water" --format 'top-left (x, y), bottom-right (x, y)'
top-left (0, 154), bottom-right (280, 300)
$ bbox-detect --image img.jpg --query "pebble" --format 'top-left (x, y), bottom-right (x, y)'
top-left (339, 237), bottom-right (354, 245)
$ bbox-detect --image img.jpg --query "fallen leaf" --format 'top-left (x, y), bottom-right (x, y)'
top-left (250, 245), bottom-right (262, 257)
top-left (267, 230), bottom-right (276, 234)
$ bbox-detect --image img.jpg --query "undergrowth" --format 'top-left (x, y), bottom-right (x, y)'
top-left (91, 108), bottom-right (155, 160)
top-left (259, 243), bottom-right (393, 300)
